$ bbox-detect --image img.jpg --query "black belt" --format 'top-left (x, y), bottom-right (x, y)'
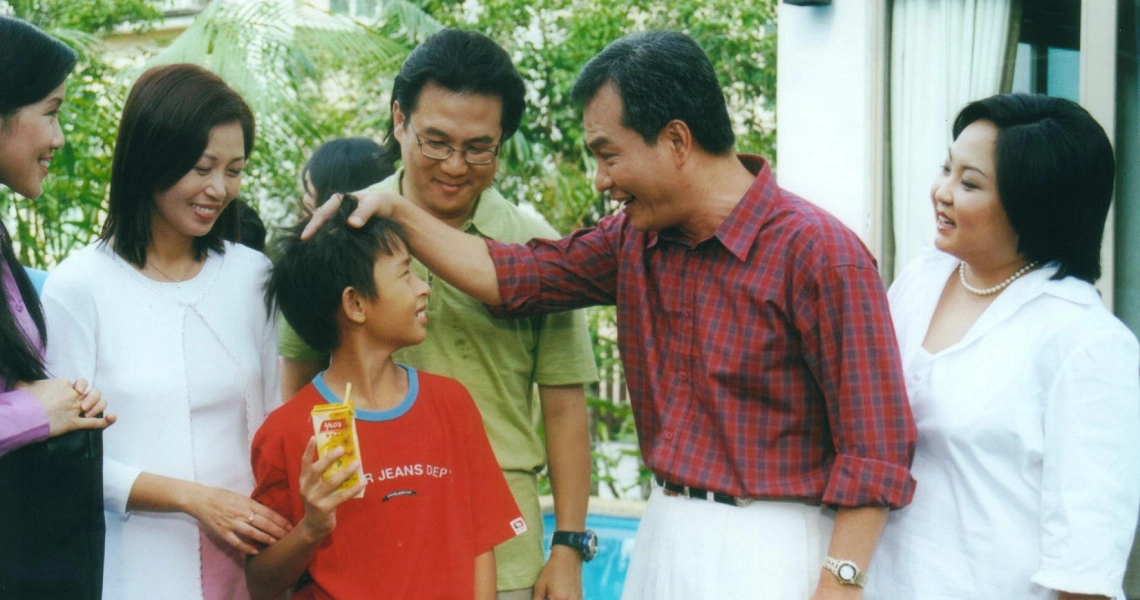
top-left (655, 476), bottom-right (753, 507)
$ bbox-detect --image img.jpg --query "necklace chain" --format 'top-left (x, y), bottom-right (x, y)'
top-left (958, 261), bottom-right (1038, 296)
top-left (147, 260), bottom-right (194, 283)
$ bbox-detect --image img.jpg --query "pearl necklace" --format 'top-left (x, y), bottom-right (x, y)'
top-left (958, 261), bottom-right (1038, 296)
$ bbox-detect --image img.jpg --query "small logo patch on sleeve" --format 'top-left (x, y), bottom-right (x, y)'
top-left (510, 517), bottom-right (528, 535)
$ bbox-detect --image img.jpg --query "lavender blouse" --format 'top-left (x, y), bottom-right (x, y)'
top-left (0, 236), bottom-right (50, 455)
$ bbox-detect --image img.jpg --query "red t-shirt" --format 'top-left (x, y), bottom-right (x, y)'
top-left (251, 367), bottom-right (526, 600)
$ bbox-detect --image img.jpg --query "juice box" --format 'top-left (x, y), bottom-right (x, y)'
top-left (311, 402), bottom-right (364, 498)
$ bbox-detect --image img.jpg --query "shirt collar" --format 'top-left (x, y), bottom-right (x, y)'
top-left (463, 182), bottom-right (513, 239)
top-left (926, 251), bottom-right (1104, 352)
top-left (649, 154), bottom-right (776, 261)
top-left (1011, 262), bottom-right (1103, 306)
top-left (930, 250), bottom-right (1102, 309)
top-left (312, 366), bottom-right (419, 422)
top-left (378, 169), bottom-right (513, 240)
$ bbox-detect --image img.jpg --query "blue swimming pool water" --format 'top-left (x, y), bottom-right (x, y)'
top-left (542, 513), bottom-right (639, 600)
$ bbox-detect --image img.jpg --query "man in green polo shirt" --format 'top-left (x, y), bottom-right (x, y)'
top-left (278, 29), bottom-right (598, 600)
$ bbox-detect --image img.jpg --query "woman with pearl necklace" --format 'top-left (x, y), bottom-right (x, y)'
top-left (865, 94), bottom-right (1140, 600)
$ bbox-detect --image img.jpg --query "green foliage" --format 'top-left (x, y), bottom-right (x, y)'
top-left (583, 304), bottom-right (652, 498)
top-left (142, 0), bottom-right (434, 228)
top-left (3, 0), bottom-right (775, 264)
top-left (411, 0), bottom-right (778, 233)
top-left (588, 396), bottom-right (645, 498)
top-left (1, 0), bottom-right (445, 264)
top-left (7, 0), bottom-right (159, 35)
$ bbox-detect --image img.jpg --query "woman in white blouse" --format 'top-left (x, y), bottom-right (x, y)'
top-left (867, 94), bottom-right (1140, 600)
top-left (41, 64), bottom-right (289, 600)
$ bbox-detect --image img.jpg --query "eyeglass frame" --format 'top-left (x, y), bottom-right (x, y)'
top-left (407, 122), bottom-right (501, 166)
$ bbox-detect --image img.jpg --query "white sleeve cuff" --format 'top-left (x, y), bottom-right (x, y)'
top-left (103, 457), bottom-right (142, 517)
top-left (1031, 569), bottom-right (1124, 599)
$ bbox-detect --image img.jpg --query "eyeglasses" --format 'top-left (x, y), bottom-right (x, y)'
top-left (408, 123), bottom-right (500, 166)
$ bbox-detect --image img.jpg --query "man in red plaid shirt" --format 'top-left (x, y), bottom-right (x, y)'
top-left (308, 30), bottom-right (916, 600)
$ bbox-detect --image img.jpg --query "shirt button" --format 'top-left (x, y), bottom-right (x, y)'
top-left (680, 372), bottom-right (689, 382)
top-left (14, 302), bottom-right (24, 313)
top-left (664, 430), bottom-right (674, 440)
top-left (683, 309), bottom-right (692, 318)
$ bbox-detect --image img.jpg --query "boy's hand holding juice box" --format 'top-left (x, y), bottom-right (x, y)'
top-left (310, 383), bottom-right (364, 498)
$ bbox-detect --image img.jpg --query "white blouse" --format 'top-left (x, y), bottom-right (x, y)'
top-left (41, 241), bottom-right (280, 600)
top-left (867, 249), bottom-right (1140, 600)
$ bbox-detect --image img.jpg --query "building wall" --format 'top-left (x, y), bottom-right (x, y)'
top-left (776, 2), bottom-right (884, 255)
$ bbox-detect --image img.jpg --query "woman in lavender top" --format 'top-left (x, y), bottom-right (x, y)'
top-left (0, 16), bottom-right (116, 599)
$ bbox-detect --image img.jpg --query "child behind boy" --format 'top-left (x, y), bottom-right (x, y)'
top-left (247, 198), bottom-right (526, 600)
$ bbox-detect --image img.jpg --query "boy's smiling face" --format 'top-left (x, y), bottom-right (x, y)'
top-left (357, 242), bottom-right (431, 349)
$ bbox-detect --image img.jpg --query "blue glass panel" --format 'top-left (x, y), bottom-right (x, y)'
top-left (543, 513), bottom-right (639, 600)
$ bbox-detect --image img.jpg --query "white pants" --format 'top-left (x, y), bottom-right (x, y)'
top-left (621, 487), bottom-right (836, 600)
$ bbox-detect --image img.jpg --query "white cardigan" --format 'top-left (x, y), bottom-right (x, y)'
top-left (42, 241), bottom-right (280, 600)
top-left (868, 249), bottom-right (1140, 600)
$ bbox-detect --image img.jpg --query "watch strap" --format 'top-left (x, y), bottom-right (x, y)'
top-left (551, 530), bottom-right (579, 547)
top-left (551, 530), bottom-right (596, 562)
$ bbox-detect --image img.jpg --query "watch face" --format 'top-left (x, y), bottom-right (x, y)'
top-left (837, 563), bottom-right (857, 582)
top-left (582, 530), bottom-right (598, 561)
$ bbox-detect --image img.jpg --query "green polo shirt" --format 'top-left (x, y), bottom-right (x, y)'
top-left (278, 171), bottom-right (599, 589)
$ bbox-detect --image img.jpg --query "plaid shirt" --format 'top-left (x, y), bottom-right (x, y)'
top-left (487, 156), bottom-right (916, 508)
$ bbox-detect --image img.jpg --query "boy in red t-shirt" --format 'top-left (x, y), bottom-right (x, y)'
top-left (247, 198), bottom-right (526, 600)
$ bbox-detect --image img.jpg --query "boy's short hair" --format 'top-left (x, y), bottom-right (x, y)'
top-left (266, 197), bottom-right (407, 353)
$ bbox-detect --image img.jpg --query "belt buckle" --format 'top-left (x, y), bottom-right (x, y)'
top-left (732, 496), bottom-right (754, 507)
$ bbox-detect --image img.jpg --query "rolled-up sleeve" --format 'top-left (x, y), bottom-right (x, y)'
top-left (800, 263), bottom-right (917, 509)
top-left (1032, 327), bottom-right (1140, 596)
top-left (487, 240), bottom-right (545, 314)
top-left (486, 217), bottom-right (622, 318)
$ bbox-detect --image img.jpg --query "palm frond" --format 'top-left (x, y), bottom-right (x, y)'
top-left (43, 27), bottom-right (100, 57)
top-left (146, 1), bottom-right (412, 113)
top-left (374, 0), bottom-right (443, 44)
top-left (131, 0), bottom-right (444, 226)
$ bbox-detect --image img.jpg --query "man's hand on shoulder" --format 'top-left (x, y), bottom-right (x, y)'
top-left (301, 190), bottom-right (407, 240)
top-left (532, 545), bottom-right (583, 600)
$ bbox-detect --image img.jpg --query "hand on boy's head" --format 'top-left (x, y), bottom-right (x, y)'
top-left (300, 194), bottom-right (344, 240)
top-left (297, 437), bottom-right (366, 540)
top-left (300, 189), bottom-right (405, 240)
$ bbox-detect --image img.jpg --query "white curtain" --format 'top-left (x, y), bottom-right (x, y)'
top-left (890, 0), bottom-right (1018, 277)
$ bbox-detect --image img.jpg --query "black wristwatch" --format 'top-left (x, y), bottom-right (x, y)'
top-left (551, 529), bottom-right (597, 562)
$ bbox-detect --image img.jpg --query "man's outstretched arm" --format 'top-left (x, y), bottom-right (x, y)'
top-left (303, 191), bottom-right (503, 305)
